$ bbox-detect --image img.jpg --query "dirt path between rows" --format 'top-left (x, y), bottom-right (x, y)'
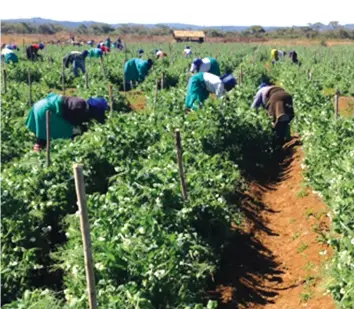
top-left (210, 137), bottom-right (336, 309)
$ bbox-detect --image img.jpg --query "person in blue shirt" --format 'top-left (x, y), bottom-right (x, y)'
top-left (252, 82), bottom-right (294, 144)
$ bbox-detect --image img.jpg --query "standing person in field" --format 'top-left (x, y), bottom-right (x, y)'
top-left (183, 46), bottom-right (192, 57)
top-left (124, 58), bottom-right (153, 90)
top-left (190, 57), bottom-right (221, 76)
top-left (89, 48), bottom-right (103, 59)
top-left (63, 50), bottom-right (89, 77)
top-left (251, 82), bottom-right (295, 145)
top-left (185, 73), bottom-right (237, 111)
top-left (26, 43), bottom-right (45, 61)
top-left (1, 45), bottom-right (19, 64)
top-left (26, 93), bottom-right (108, 151)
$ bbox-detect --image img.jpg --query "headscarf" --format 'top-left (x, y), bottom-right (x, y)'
top-left (39, 43), bottom-right (45, 49)
top-left (82, 50), bottom-right (89, 58)
top-left (193, 58), bottom-right (203, 70)
top-left (221, 74), bottom-right (237, 91)
top-left (87, 97), bottom-right (108, 124)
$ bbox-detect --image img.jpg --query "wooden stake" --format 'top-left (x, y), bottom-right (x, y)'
top-left (28, 69), bottom-right (32, 106)
top-left (46, 111), bottom-right (51, 167)
top-left (85, 71), bottom-right (89, 89)
top-left (161, 72), bottom-right (165, 89)
top-left (100, 57), bottom-right (106, 78)
top-left (2, 68), bottom-right (7, 94)
top-left (175, 129), bottom-right (188, 200)
top-left (154, 79), bottom-right (158, 113)
top-left (308, 70), bottom-right (312, 80)
top-left (334, 89), bottom-right (340, 119)
top-left (108, 84), bottom-right (113, 114)
top-left (122, 59), bottom-right (126, 92)
top-left (239, 66), bottom-right (243, 85)
top-left (72, 164), bottom-right (98, 309)
top-left (62, 63), bottom-right (66, 95)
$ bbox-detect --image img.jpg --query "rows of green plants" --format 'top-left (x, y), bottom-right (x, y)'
top-left (1, 44), bottom-right (275, 308)
top-left (2, 43), bottom-right (353, 308)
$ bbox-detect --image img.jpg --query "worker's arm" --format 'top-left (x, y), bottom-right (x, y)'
top-left (190, 63), bottom-right (197, 73)
top-left (251, 88), bottom-right (265, 109)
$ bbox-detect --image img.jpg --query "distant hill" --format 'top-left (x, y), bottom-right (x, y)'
top-left (2, 17), bottom-right (354, 31)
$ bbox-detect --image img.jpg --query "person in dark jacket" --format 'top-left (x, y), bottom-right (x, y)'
top-left (26, 93), bottom-right (108, 151)
top-left (26, 43), bottom-right (45, 61)
top-left (252, 82), bottom-right (295, 145)
top-left (289, 50), bottom-right (301, 66)
top-left (63, 50), bottom-right (89, 76)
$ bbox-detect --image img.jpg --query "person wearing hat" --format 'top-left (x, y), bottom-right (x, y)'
top-left (63, 50), bottom-right (89, 77)
top-left (138, 49), bottom-right (144, 57)
top-left (183, 46), bottom-right (192, 57)
top-left (252, 82), bottom-right (294, 145)
top-left (26, 93), bottom-right (108, 151)
top-left (26, 43), bottom-right (45, 61)
top-left (89, 48), bottom-right (103, 59)
top-left (155, 49), bottom-right (167, 59)
top-left (7, 44), bottom-right (20, 51)
top-left (124, 58), bottom-right (154, 89)
top-left (185, 72), bottom-right (237, 111)
top-left (1, 45), bottom-right (19, 64)
top-left (190, 57), bottom-right (221, 76)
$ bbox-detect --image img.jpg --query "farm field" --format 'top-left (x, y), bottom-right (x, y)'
top-left (1, 42), bottom-right (354, 309)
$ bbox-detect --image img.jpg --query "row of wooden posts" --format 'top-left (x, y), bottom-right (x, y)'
top-left (72, 127), bottom-right (187, 309)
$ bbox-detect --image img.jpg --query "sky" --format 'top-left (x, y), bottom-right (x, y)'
top-left (1, 0), bottom-right (353, 27)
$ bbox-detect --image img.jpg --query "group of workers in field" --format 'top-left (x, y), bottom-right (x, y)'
top-left (271, 49), bottom-right (300, 65)
top-left (1, 41), bottom-right (294, 151)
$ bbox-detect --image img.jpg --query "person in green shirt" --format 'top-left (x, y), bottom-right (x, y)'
top-left (89, 48), bottom-right (103, 58)
top-left (124, 58), bottom-right (153, 90)
top-left (26, 93), bottom-right (107, 151)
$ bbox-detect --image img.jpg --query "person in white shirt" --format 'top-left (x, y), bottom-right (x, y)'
top-left (155, 49), bottom-right (167, 59)
top-left (185, 72), bottom-right (236, 110)
top-left (183, 46), bottom-right (192, 57)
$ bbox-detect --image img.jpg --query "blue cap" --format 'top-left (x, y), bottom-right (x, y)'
top-left (87, 97), bottom-right (108, 123)
top-left (193, 58), bottom-right (203, 67)
top-left (39, 43), bottom-right (45, 49)
top-left (138, 49), bottom-right (144, 54)
top-left (96, 44), bottom-right (101, 48)
top-left (221, 74), bottom-right (237, 91)
top-left (259, 82), bottom-right (268, 89)
top-left (82, 50), bottom-right (89, 57)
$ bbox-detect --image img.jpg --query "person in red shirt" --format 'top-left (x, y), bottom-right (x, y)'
top-left (99, 44), bottom-right (110, 55)
top-left (26, 43), bottom-right (45, 61)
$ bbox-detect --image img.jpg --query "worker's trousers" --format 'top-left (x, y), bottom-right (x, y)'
top-left (73, 59), bottom-right (86, 76)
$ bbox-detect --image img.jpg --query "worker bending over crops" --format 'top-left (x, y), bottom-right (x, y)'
top-left (155, 49), bottom-right (168, 59)
top-left (89, 48), bottom-right (103, 59)
top-left (190, 57), bottom-right (221, 76)
top-left (183, 46), bottom-right (192, 57)
top-left (185, 73), bottom-right (236, 111)
top-left (124, 58), bottom-right (153, 90)
top-left (252, 82), bottom-right (295, 145)
top-left (289, 50), bottom-right (301, 65)
top-left (105, 37), bottom-right (111, 49)
top-left (63, 50), bottom-right (89, 77)
top-left (26, 93), bottom-right (107, 151)
top-left (1, 45), bottom-right (19, 64)
top-left (26, 43), bottom-right (45, 61)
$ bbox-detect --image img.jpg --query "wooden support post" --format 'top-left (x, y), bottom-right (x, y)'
top-left (175, 129), bottom-right (188, 201)
top-left (85, 71), bottom-right (89, 89)
top-left (62, 64), bottom-right (66, 95)
top-left (2, 68), bottom-right (7, 94)
top-left (72, 164), bottom-right (98, 309)
top-left (122, 59), bottom-right (126, 93)
top-left (108, 84), bottom-right (113, 114)
top-left (28, 69), bottom-right (32, 106)
top-left (46, 111), bottom-right (51, 167)
top-left (239, 66), bottom-right (243, 85)
top-left (100, 57), bottom-right (106, 78)
top-left (154, 79), bottom-right (158, 113)
top-left (308, 70), bottom-right (312, 80)
top-left (161, 72), bottom-right (165, 90)
top-left (334, 89), bottom-right (340, 119)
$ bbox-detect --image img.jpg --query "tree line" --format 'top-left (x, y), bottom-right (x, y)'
top-left (2, 21), bottom-right (354, 40)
